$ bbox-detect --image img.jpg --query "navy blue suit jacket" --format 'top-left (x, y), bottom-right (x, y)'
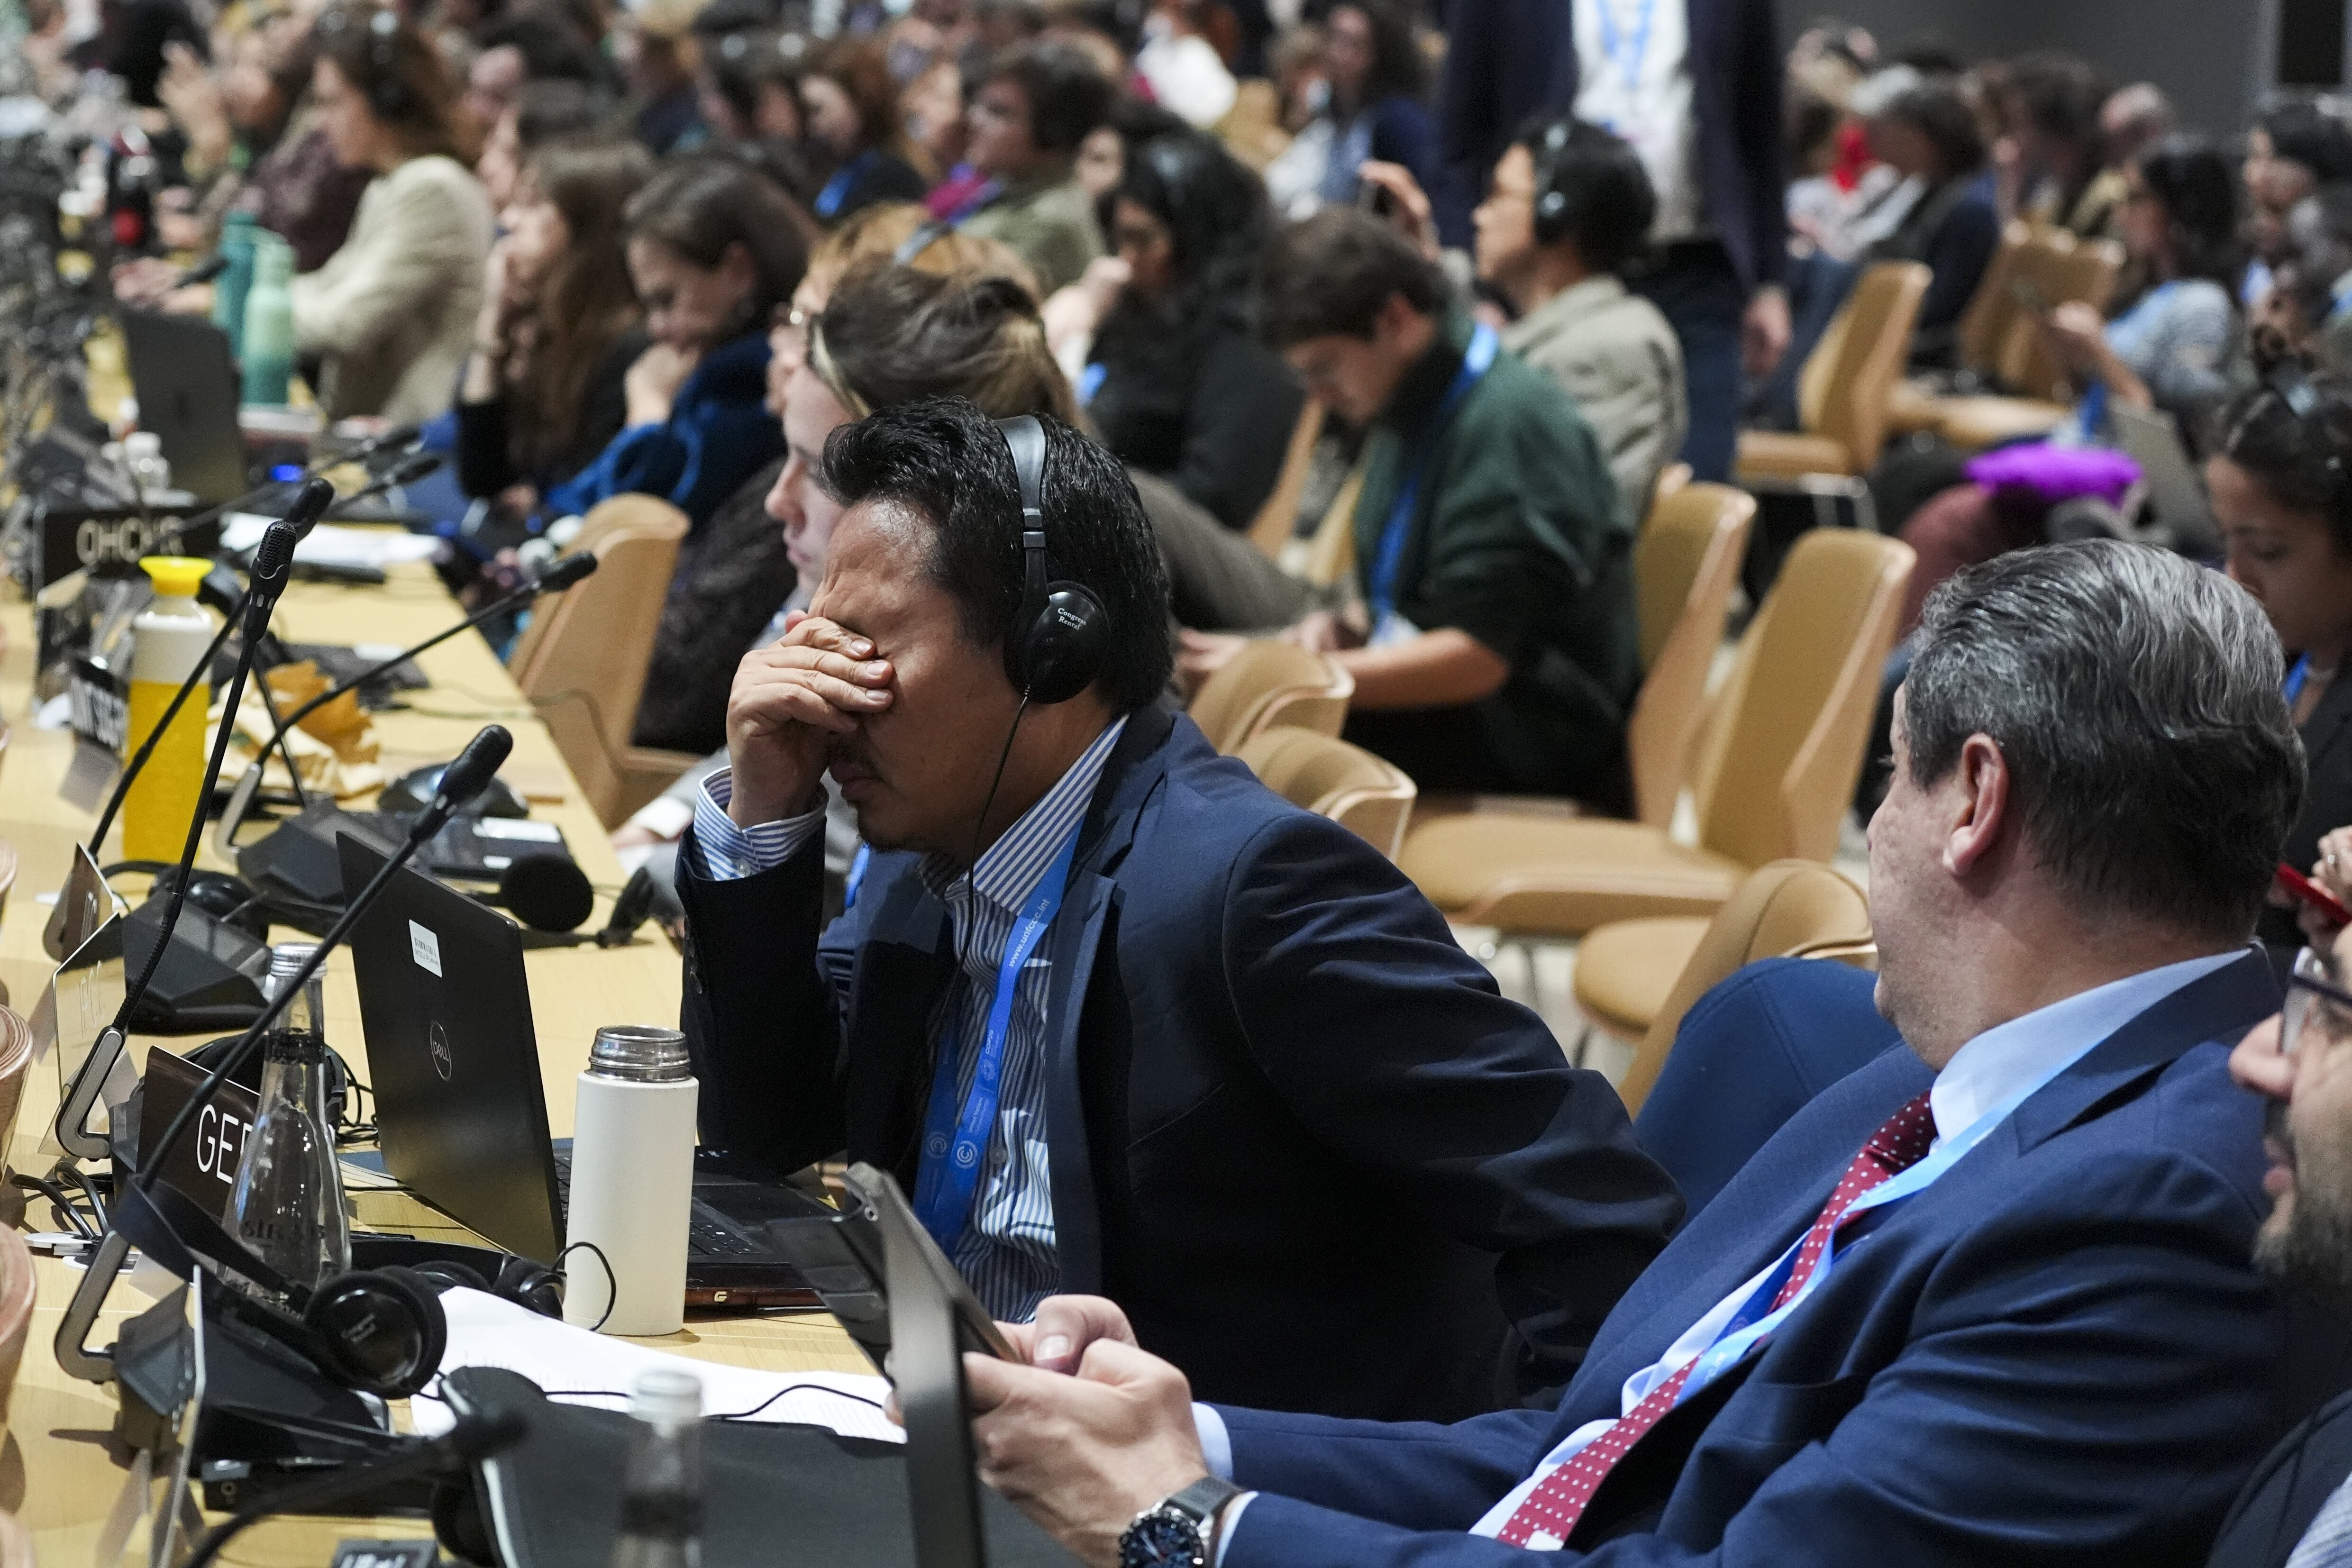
top-left (675, 704), bottom-right (1682, 1421)
top-left (1215, 950), bottom-right (2297, 1567)
top-left (1431, 0), bottom-right (1787, 287)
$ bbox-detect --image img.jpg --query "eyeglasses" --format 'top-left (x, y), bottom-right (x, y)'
top-left (2284, 946), bottom-right (2352, 1057)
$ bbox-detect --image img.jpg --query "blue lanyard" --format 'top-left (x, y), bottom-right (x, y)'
top-left (1367, 323), bottom-right (1499, 629)
top-left (910, 823), bottom-right (1085, 1251)
top-left (814, 149), bottom-right (878, 221)
top-left (1627, 1042), bottom-right (2088, 1418)
top-left (844, 843), bottom-right (872, 910)
top-left (2287, 653), bottom-right (2314, 707)
top-left (1591, 0), bottom-right (1657, 105)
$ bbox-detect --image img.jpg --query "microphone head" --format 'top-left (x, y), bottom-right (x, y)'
top-left (533, 552), bottom-right (598, 594)
top-left (498, 851), bottom-right (593, 932)
top-left (429, 725), bottom-right (515, 817)
top-left (385, 451), bottom-right (444, 486)
top-left (246, 518), bottom-right (301, 593)
top-left (281, 476), bottom-right (337, 539)
top-left (358, 421), bottom-right (424, 458)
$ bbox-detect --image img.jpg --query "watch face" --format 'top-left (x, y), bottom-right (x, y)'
top-left (1120, 1509), bottom-right (1203, 1568)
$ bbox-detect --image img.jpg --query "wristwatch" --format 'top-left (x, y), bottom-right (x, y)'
top-left (1118, 1477), bottom-right (1245, 1568)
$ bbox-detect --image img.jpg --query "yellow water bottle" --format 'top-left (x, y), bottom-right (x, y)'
top-left (124, 557), bottom-right (217, 862)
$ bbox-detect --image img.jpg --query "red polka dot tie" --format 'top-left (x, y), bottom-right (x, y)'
top-left (1495, 1092), bottom-right (1938, 1550)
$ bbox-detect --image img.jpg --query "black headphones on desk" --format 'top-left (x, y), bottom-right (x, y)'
top-left (301, 1252), bottom-right (565, 1398)
top-left (995, 415), bottom-right (1109, 705)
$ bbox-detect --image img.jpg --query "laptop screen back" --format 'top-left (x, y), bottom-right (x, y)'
top-left (119, 310), bottom-right (249, 504)
top-left (339, 834), bottom-right (564, 1262)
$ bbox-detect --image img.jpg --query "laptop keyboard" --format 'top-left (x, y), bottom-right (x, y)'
top-left (552, 1147), bottom-right (762, 1260)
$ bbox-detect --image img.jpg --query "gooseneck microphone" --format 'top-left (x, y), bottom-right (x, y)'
top-left (86, 478), bottom-right (336, 855)
top-left (229, 551), bottom-right (595, 827)
top-left (55, 725), bottom-right (516, 1387)
top-left (137, 724), bottom-right (516, 1197)
top-left (172, 253), bottom-right (232, 290)
top-left (181, 1410), bottom-right (529, 1568)
top-left (55, 490), bottom-right (336, 1162)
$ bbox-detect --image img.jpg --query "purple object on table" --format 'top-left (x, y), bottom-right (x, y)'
top-left (1962, 444), bottom-right (2142, 506)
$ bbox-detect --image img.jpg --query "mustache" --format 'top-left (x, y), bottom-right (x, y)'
top-left (826, 736), bottom-right (876, 774)
top-left (2269, 1097), bottom-right (2297, 1167)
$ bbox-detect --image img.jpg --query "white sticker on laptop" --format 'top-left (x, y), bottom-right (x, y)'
top-left (409, 920), bottom-right (442, 977)
top-left (474, 818), bottom-right (562, 843)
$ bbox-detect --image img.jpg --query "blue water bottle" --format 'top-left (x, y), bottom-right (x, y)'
top-left (211, 209), bottom-right (258, 348)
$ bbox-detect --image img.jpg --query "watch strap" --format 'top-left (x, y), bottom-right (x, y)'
top-left (1165, 1476), bottom-right (1245, 1524)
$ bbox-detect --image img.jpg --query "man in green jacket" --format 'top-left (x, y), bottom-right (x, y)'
top-left (1180, 208), bottom-right (1641, 810)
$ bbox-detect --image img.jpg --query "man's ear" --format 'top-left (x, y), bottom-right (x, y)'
top-left (1371, 291), bottom-right (1418, 344)
top-left (1943, 732), bottom-right (2012, 878)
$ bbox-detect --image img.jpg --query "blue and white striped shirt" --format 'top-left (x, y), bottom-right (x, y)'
top-left (691, 716), bottom-right (1129, 1320)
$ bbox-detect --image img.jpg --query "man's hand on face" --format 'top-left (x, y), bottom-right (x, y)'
top-left (966, 1336), bottom-right (1211, 1568)
top-left (722, 611), bottom-right (893, 826)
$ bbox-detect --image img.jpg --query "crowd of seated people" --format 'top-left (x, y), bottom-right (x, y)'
top-left (53, 2), bottom-right (2352, 1564)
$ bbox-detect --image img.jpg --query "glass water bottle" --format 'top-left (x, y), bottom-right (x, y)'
top-left (224, 942), bottom-right (351, 1292)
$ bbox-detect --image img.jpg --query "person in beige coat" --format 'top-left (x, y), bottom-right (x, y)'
top-left (295, 9), bottom-right (492, 424)
top-left (1476, 117), bottom-right (1686, 521)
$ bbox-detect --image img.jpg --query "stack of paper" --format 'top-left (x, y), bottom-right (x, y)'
top-left (412, 1287), bottom-right (902, 1444)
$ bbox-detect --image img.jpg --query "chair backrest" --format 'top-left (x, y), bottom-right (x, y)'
top-left (1627, 483), bottom-right (1755, 827)
top-left (1994, 229), bottom-right (2122, 400)
top-left (1649, 462), bottom-right (1694, 509)
top-left (1247, 398), bottom-right (1328, 558)
top-left (1187, 640), bottom-right (1353, 753)
top-left (1616, 860), bottom-right (1875, 1115)
top-left (1695, 528), bottom-right (1915, 867)
top-left (1954, 220), bottom-right (2033, 374)
top-left (509, 494), bottom-right (691, 828)
top-left (1237, 727), bottom-right (1417, 860)
top-left (1797, 261), bottom-right (1932, 474)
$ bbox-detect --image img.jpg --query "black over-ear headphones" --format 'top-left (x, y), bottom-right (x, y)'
top-left (301, 1253), bottom-right (563, 1398)
top-left (364, 9), bottom-right (410, 123)
top-left (1530, 119), bottom-right (1577, 247)
top-left (995, 415), bottom-right (1109, 705)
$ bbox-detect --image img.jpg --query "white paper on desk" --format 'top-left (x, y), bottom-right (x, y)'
top-left (222, 514), bottom-right (442, 569)
top-left (413, 1287), bottom-right (902, 1444)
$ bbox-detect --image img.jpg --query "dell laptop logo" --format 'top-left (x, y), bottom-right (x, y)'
top-left (429, 1019), bottom-right (454, 1082)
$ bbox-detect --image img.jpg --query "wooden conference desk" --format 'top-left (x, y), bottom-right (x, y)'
top-left (0, 562), bottom-right (871, 1563)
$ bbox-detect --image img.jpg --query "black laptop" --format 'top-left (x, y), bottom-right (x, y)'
top-left (337, 835), bottom-right (829, 1307)
top-left (119, 309), bottom-right (250, 504)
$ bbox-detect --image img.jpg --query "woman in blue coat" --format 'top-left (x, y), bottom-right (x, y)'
top-left (545, 157), bottom-right (810, 531)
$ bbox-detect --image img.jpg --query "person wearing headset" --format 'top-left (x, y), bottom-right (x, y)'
top-left (292, 9), bottom-right (492, 423)
top-left (674, 401), bottom-right (1681, 1425)
top-left (1474, 116), bottom-right (1686, 523)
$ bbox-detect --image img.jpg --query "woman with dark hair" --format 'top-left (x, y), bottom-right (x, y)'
top-left (2042, 134), bottom-right (2249, 424)
top-left (1263, 0), bottom-right (1436, 218)
top-left (1858, 72), bottom-right (1999, 368)
top-left (1072, 132), bottom-right (1304, 529)
top-left (290, 7), bottom-right (493, 421)
top-left (544, 157), bottom-right (810, 530)
top-left (628, 262), bottom-right (1072, 761)
top-left (2208, 368), bottom-right (2352, 972)
top-left (454, 140), bottom-right (653, 525)
top-left (798, 36), bottom-right (930, 223)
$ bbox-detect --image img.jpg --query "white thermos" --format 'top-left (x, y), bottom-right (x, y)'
top-left (564, 1025), bottom-right (699, 1335)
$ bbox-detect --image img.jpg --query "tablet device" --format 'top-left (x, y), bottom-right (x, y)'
top-left (841, 1163), bottom-right (1018, 1364)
